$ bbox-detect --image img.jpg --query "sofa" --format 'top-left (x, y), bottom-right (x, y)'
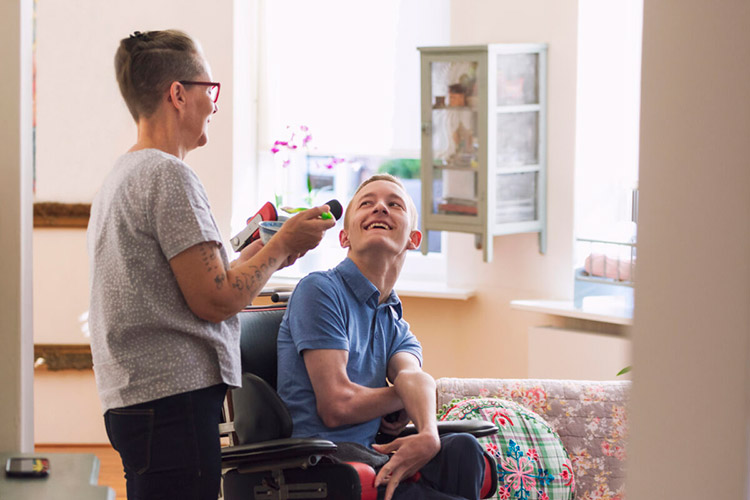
top-left (436, 378), bottom-right (631, 500)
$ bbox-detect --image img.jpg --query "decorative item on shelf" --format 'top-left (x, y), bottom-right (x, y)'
top-left (448, 83), bottom-right (466, 107)
top-left (453, 122), bottom-right (474, 155)
top-left (464, 75), bottom-right (479, 109)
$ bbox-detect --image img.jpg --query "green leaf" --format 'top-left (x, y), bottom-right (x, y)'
top-left (377, 158), bottom-right (421, 179)
top-left (616, 366), bottom-right (632, 376)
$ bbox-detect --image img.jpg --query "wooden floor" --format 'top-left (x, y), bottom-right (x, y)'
top-left (35, 444), bottom-right (126, 500)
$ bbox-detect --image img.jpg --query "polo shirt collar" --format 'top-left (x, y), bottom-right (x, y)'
top-left (336, 258), bottom-right (403, 317)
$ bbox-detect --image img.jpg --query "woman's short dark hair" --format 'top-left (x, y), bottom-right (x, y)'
top-left (115, 30), bottom-right (205, 122)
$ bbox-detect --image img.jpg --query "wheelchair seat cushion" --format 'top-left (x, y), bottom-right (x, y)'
top-left (438, 397), bottom-right (575, 500)
top-left (331, 441), bottom-right (390, 469)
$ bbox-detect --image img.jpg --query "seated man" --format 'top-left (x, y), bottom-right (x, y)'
top-left (277, 174), bottom-right (487, 500)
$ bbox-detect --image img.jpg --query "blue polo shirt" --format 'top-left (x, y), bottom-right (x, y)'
top-left (277, 258), bottom-right (423, 447)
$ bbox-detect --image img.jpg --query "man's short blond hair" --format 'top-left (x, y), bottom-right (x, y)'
top-left (344, 174), bottom-right (419, 231)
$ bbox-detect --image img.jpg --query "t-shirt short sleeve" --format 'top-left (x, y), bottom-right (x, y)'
top-left (286, 273), bottom-right (350, 353)
top-left (387, 312), bottom-right (423, 367)
top-left (148, 160), bottom-right (223, 260)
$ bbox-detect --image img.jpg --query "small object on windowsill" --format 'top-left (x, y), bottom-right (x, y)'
top-left (434, 96), bottom-right (446, 108)
top-left (584, 253), bottom-right (634, 282)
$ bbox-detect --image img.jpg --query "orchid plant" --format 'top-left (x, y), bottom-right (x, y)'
top-left (271, 125), bottom-right (313, 167)
top-left (271, 125), bottom-right (345, 208)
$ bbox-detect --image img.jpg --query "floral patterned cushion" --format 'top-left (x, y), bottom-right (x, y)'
top-left (437, 378), bottom-right (630, 500)
top-left (439, 397), bottom-right (574, 500)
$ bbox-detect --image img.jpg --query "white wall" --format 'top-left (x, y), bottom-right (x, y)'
top-left (626, 0), bottom-right (750, 497)
top-left (0, 0), bottom-right (35, 452)
top-left (528, 327), bottom-right (631, 381)
top-left (35, 0), bottom-right (237, 231)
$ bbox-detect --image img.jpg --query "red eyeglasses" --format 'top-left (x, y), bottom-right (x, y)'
top-left (179, 81), bottom-right (221, 103)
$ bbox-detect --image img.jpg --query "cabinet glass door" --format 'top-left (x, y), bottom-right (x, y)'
top-left (494, 52), bottom-right (541, 225)
top-left (429, 60), bottom-right (479, 218)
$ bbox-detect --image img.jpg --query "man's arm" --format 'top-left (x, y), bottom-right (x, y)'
top-left (385, 352), bottom-right (439, 437)
top-left (302, 348), bottom-right (405, 428)
top-left (371, 352), bottom-right (441, 500)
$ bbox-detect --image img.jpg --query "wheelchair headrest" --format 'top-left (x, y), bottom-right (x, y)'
top-left (237, 306), bottom-right (286, 389)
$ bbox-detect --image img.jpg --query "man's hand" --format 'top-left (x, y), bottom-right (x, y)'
top-left (372, 432), bottom-right (441, 500)
top-left (379, 409), bottom-right (410, 436)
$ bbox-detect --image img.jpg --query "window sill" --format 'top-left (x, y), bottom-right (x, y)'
top-left (510, 298), bottom-right (633, 325)
top-left (266, 276), bottom-right (475, 300)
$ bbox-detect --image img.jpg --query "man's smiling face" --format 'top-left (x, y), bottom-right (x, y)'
top-left (340, 179), bottom-right (421, 256)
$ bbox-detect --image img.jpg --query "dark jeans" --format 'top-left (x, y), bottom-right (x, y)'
top-left (104, 384), bottom-right (227, 500)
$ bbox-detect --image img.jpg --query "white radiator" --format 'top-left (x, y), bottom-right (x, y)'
top-left (528, 326), bottom-right (631, 381)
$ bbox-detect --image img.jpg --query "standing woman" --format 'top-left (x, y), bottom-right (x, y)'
top-left (87, 30), bottom-right (334, 500)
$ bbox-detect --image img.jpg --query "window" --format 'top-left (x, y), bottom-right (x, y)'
top-left (574, 0), bottom-right (643, 268)
top-left (254, 0), bottom-right (450, 279)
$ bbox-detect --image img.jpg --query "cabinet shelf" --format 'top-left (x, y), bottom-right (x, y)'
top-left (419, 43), bottom-right (548, 262)
top-left (432, 164), bottom-right (479, 171)
top-left (495, 104), bottom-right (541, 113)
top-left (432, 106), bottom-right (479, 112)
top-left (494, 165), bottom-right (541, 174)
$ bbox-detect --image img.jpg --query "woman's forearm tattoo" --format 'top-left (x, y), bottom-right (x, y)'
top-left (229, 257), bottom-right (277, 293)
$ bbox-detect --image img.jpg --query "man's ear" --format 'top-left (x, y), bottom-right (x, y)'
top-left (167, 81), bottom-right (187, 109)
top-left (339, 229), bottom-right (351, 249)
top-left (406, 230), bottom-right (422, 251)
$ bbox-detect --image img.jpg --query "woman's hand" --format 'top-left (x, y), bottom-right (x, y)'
top-left (274, 205), bottom-right (336, 256)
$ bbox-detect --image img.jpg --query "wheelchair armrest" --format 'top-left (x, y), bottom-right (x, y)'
top-left (374, 419), bottom-right (497, 444)
top-left (221, 437), bottom-right (337, 470)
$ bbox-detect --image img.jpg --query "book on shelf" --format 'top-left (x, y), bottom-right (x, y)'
top-left (438, 200), bottom-right (479, 215)
top-left (442, 197), bottom-right (478, 206)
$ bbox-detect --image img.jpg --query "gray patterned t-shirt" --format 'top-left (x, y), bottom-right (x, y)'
top-left (87, 149), bottom-right (240, 412)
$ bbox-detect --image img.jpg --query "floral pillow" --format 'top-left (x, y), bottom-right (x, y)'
top-left (438, 397), bottom-right (575, 500)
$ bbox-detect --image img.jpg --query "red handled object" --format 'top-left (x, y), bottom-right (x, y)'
top-left (230, 202), bottom-right (278, 252)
